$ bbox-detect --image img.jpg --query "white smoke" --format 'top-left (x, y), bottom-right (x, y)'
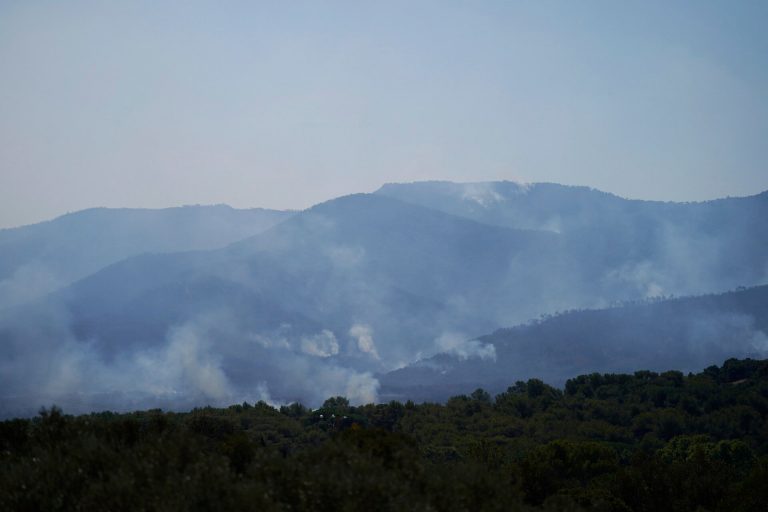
top-left (749, 330), bottom-right (768, 354)
top-left (0, 262), bottom-right (65, 309)
top-left (0, 302), bottom-right (386, 417)
top-left (300, 330), bottom-right (340, 357)
top-left (435, 331), bottom-right (496, 361)
top-left (326, 245), bottom-right (366, 268)
top-left (686, 313), bottom-right (768, 358)
top-left (154, 321), bottom-right (233, 400)
top-left (349, 323), bottom-right (380, 360)
top-left (603, 261), bottom-right (666, 299)
top-left (253, 381), bottom-right (283, 408)
top-left (343, 371), bottom-right (379, 404)
top-left (461, 183), bottom-right (504, 207)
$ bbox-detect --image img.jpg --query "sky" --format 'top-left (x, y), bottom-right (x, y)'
top-left (1, 0), bottom-right (767, 229)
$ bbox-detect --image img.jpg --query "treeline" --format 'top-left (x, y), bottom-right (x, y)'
top-left (2, 358), bottom-right (768, 511)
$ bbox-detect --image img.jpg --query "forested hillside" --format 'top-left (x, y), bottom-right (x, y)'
top-left (2, 358), bottom-right (767, 511)
top-left (382, 285), bottom-right (768, 402)
top-left (2, 183), bottom-right (767, 414)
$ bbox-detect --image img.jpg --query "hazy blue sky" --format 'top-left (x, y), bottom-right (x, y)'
top-left (1, 0), bottom-right (767, 228)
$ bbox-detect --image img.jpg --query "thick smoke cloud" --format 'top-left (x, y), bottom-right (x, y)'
top-left (0, 305), bottom-right (380, 418)
top-left (2, 182), bottom-right (767, 416)
top-left (300, 330), bottom-right (340, 358)
top-left (349, 324), bottom-right (380, 360)
top-left (149, 321), bottom-right (233, 400)
top-left (434, 332), bottom-right (496, 361)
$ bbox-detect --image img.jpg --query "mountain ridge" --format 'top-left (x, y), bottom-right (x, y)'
top-left (0, 205), bottom-right (293, 310)
top-left (2, 181), bottom-right (767, 414)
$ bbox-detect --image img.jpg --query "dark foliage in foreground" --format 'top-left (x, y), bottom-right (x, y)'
top-left (2, 358), bottom-right (768, 511)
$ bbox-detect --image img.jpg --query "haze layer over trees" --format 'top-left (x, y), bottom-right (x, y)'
top-left (1, 181), bottom-right (767, 415)
top-left (2, 358), bottom-right (767, 511)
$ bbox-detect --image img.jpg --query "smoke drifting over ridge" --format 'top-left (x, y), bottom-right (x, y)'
top-left (1, 182), bottom-right (767, 417)
top-left (381, 285), bottom-right (768, 402)
top-left (434, 332), bottom-right (496, 361)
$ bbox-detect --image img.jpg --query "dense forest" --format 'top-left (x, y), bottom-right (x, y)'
top-left (2, 357), bottom-right (767, 511)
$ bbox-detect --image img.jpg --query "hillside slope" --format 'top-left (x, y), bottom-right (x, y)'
top-left (0, 205), bottom-right (292, 309)
top-left (381, 285), bottom-right (768, 401)
top-left (0, 194), bottom-right (566, 414)
top-left (3, 184), bottom-right (768, 413)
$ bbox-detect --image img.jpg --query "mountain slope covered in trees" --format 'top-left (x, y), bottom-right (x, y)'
top-left (382, 285), bottom-right (768, 402)
top-left (1, 182), bottom-right (767, 413)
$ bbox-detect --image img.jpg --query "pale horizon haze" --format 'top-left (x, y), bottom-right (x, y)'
top-left (1, 1), bottom-right (767, 228)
